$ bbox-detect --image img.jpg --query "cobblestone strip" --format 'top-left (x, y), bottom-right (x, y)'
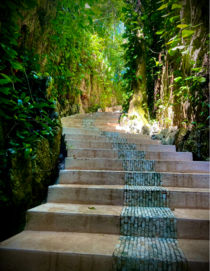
top-left (112, 237), bottom-right (188, 271)
top-left (118, 150), bottom-right (146, 160)
top-left (97, 129), bottom-right (187, 270)
top-left (121, 207), bottom-right (177, 238)
top-left (125, 172), bottom-right (162, 186)
top-left (112, 142), bottom-right (136, 150)
top-left (122, 159), bottom-right (155, 171)
top-left (124, 186), bottom-right (169, 207)
top-left (100, 131), bottom-right (127, 143)
top-left (81, 114), bottom-right (99, 130)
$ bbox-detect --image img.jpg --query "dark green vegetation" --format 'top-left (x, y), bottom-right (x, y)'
top-left (121, 0), bottom-right (209, 129)
top-left (0, 0), bottom-right (209, 240)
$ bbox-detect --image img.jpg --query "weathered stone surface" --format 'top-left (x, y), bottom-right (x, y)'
top-left (0, 126), bottom-right (62, 242)
top-left (174, 128), bottom-right (189, 151)
top-left (153, 127), bottom-right (178, 145)
top-left (175, 125), bottom-right (209, 161)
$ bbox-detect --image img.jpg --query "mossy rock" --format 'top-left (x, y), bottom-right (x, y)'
top-left (174, 128), bottom-right (189, 151)
top-left (10, 152), bottom-right (33, 208)
top-left (183, 125), bottom-right (209, 161)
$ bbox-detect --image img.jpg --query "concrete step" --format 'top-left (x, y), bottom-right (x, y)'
top-left (26, 203), bottom-right (122, 235)
top-left (68, 149), bottom-right (193, 161)
top-left (65, 134), bottom-right (108, 142)
top-left (65, 133), bottom-right (151, 141)
top-left (48, 184), bottom-right (209, 209)
top-left (59, 170), bottom-right (209, 188)
top-left (65, 158), bottom-right (210, 173)
top-left (63, 127), bottom-right (102, 136)
top-left (25, 203), bottom-right (209, 240)
top-left (63, 127), bottom-right (128, 135)
top-left (64, 120), bottom-right (118, 124)
top-left (0, 231), bottom-right (118, 271)
top-left (0, 231), bottom-right (208, 271)
top-left (66, 140), bottom-right (176, 152)
top-left (174, 208), bottom-right (209, 239)
top-left (167, 187), bottom-right (209, 209)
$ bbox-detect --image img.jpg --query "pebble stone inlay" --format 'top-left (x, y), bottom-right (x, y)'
top-left (122, 159), bottom-right (155, 172)
top-left (82, 114), bottom-right (99, 130)
top-left (124, 186), bottom-right (169, 207)
top-left (101, 131), bottom-right (127, 143)
top-left (112, 236), bottom-right (188, 271)
top-left (82, 114), bottom-right (187, 271)
top-left (112, 142), bottom-right (136, 150)
top-left (121, 207), bottom-right (177, 239)
top-left (125, 172), bottom-right (162, 186)
top-left (118, 150), bottom-right (146, 160)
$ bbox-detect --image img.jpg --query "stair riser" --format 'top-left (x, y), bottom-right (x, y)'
top-left (169, 191), bottom-right (209, 209)
top-left (63, 128), bottom-right (102, 136)
top-left (26, 212), bottom-right (121, 235)
top-left (65, 135), bottom-right (153, 142)
top-left (25, 212), bottom-right (209, 240)
top-left (65, 120), bottom-right (118, 124)
top-left (65, 159), bottom-right (210, 173)
top-left (66, 139), bottom-right (161, 146)
top-left (67, 149), bottom-right (193, 161)
top-left (48, 187), bottom-right (209, 209)
top-left (0, 250), bottom-right (113, 271)
top-left (66, 140), bottom-right (176, 152)
top-left (65, 135), bottom-right (108, 142)
top-left (59, 171), bottom-right (209, 188)
top-left (48, 187), bottom-right (124, 206)
top-left (177, 219), bottom-right (209, 239)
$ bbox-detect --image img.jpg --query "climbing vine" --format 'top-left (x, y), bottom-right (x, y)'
top-left (120, 0), bottom-right (209, 128)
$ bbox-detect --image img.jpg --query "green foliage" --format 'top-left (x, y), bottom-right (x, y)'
top-left (124, 0), bottom-right (210, 125)
top-left (0, 0), bottom-right (60, 178)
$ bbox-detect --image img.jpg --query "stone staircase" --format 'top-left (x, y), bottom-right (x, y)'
top-left (0, 112), bottom-right (209, 271)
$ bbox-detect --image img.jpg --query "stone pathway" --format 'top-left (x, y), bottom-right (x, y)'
top-left (93, 115), bottom-right (187, 270)
top-left (0, 111), bottom-right (209, 271)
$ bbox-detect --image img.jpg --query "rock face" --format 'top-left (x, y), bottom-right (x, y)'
top-left (153, 127), bottom-right (178, 145)
top-left (0, 126), bottom-right (62, 242)
top-left (175, 125), bottom-right (209, 161)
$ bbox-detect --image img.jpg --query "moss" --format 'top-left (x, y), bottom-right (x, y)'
top-left (0, 124), bottom-right (62, 241)
top-left (174, 128), bottom-right (189, 151)
top-left (0, 120), bottom-right (4, 149)
top-left (10, 153), bottom-right (33, 208)
top-left (183, 125), bottom-right (209, 161)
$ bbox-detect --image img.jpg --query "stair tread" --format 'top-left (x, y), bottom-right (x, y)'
top-left (0, 231), bottom-right (119, 255)
top-left (54, 183), bottom-right (209, 192)
top-left (61, 169), bottom-right (209, 175)
top-left (28, 203), bottom-right (123, 216)
top-left (173, 208), bottom-right (209, 220)
top-left (166, 186), bottom-right (209, 192)
top-left (29, 203), bottom-right (209, 221)
top-left (51, 184), bottom-right (124, 189)
top-left (0, 231), bottom-right (208, 263)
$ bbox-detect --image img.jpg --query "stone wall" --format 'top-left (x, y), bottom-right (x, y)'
top-left (153, 0), bottom-right (209, 129)
top-left (0, 126), bottom-right (62, 242)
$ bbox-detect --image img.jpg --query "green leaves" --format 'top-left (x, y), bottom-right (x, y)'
top-left (182, 29), bottom-right (194, 38)
top-left (0, 87), bottom-right (10, 95)
top-left (156, 29), bottom-right (165, 35)
top-left (170, 16), bottom-right (180, 23)
top-left (10, 61), bottom-right (23, 70)
top-left (177, 24), bottom-right (188, 29)
top-left (171, 4), bottom-right (182, 9)
top-left (24, 148), bottom-right (32, 159)
top-left (0, 74), bottom-right (12, 85)
top-left (23, 96), bottom-right (30, 103)
top-left (0, 79), bottom-right (11, 85)
top-left (157, 3), bottom-right (169, 10)
top-left (174, 77), bottom-right (182, 83)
